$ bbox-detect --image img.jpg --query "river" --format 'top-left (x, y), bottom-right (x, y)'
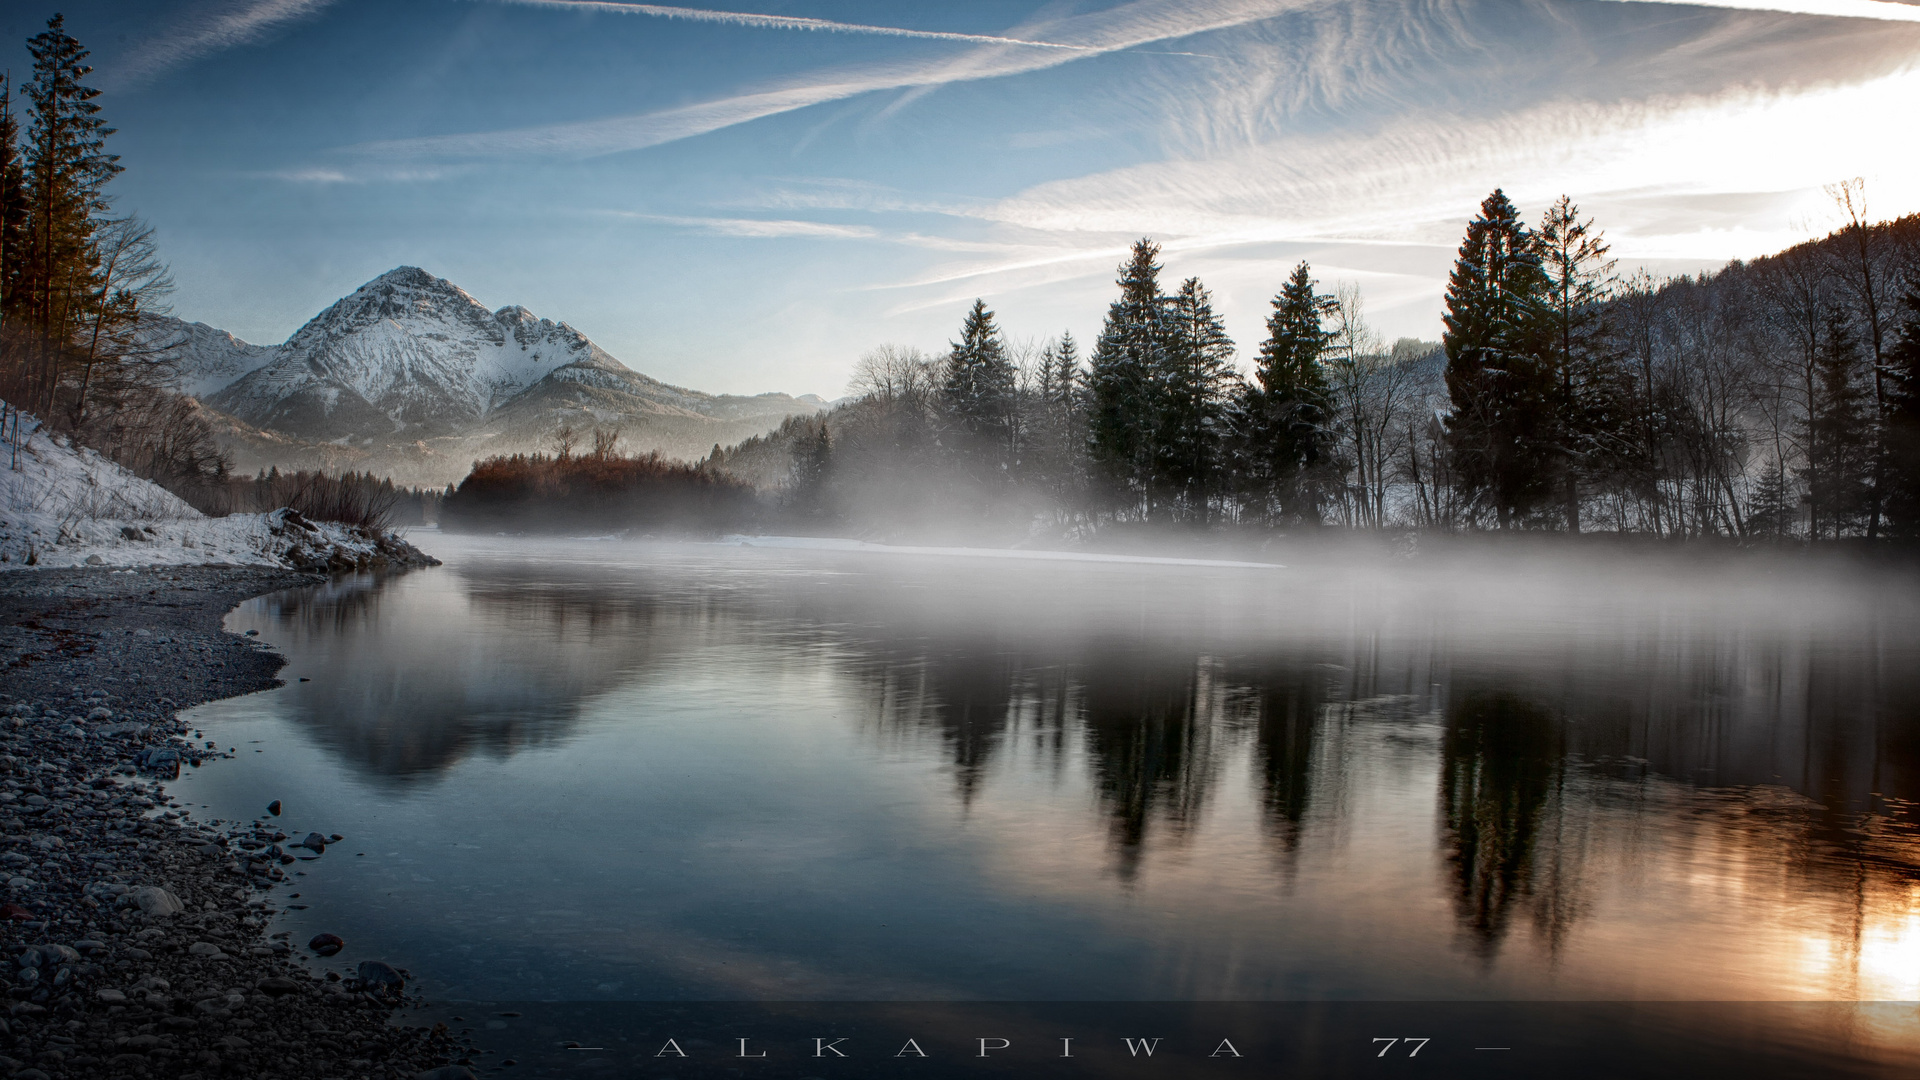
top-left (165, 533), bottom-right (1920, 1077)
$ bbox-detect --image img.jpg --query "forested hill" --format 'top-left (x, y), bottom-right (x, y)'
top-left (1569, 210), bottom-right (1919, 539)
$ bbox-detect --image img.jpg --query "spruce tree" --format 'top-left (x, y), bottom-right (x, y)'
top-left (938, 298), bottom-right (1017, 474)
top-left (1088, 239), bottom-right (1170, 514)
top-left (1244, 261), bottom-right (1334, 522)
top-left (1801, 310), bottom-right (1872, 539)
top-left (1747, 460), bottom-right (1796, 542)
top-left (0, 75), bottom-right (25, 331)
top-left (788, 417), bottom-right (834, 518)
top-left (8, 15), bottom-right (121, 417)
top-left (1537, 195), bottom-right (1627, 532)
top-left (1047, 330), bottom-right (1081, 415)
top-left (1158, 277), bottom-right (1237, 521)
top-left (1030, 331), bottom-right (1084, 504)
top-left (1443, 189), bottom-right (1554, 527)
top-left (1884, 290), bottom-right (1920, 542)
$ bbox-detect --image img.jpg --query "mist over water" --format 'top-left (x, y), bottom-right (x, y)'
top-left (168, 534), bottom-right (1920, 1057)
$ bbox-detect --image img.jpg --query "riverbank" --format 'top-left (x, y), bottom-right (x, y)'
top-left (0, 566), bottom-right (474, 1080)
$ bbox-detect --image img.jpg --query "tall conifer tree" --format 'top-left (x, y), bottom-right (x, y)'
top-left (1443, 189), bottom-right (1554, 527)
top-left (1029, 332), bottom-right (1086, 509)
top-left (1088, 239), bottom-right (1170, 513)
top-left (1883, 290), bottom-right (1920, 542)
top-left (1802, 310), bottom-right (1873, 539)
top-left (1244, 262), bottom-right (1335, 522)
top-left (939, 299), bottom-right (1017, 473)
top-left (7, 15), bottom-right (121, 416)
top-left (1537, 195), bottom-right (1627, 532)
top-left (1158, 277), bottom-right (1237, 520)
top-left (0, 76), bottom-right (25, 329)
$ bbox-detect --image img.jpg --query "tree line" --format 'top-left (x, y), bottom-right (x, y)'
top-left (711, 188), bottom-right (1920, 543)
top-left (443, 443), bottom-right (757, 533)
top-left (0, 15), bottom-right (230, 504)
top-left (199, 467), bottom-right (444, 530)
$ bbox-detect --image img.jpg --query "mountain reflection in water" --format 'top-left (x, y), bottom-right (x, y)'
top-left (194, 535), bottom-right (1920, 1028)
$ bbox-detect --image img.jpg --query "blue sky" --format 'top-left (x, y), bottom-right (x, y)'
top-left (4, 0), bottom-right (1919, 397)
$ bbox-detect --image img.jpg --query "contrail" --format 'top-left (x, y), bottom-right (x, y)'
top-left (113, 0), bottom-right (339, 87)
top-left (491, 0), bottom-right (1096, 49)
top-left (1601, 0), bottom-right (1920, 21)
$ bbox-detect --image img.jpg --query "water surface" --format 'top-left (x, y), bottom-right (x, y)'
top-left (167, 534), bottom-right (1920, 1064)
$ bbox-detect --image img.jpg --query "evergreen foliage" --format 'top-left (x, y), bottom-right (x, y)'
top-left (1884, 291), bottom-right (1920, 542)
top-left (1536, 195), bottom-right (1629, 532)
top-left (1747, 460), bottom-right (1796, 542)
top-left (7, 14), bottom-right (122, 416)
top-left (1802, 311), bottom-right (1873, 539)
top-left (1088, 240), bottom-right (1171, 514)
top-left (939, 299), bottom-right (1017, 459)
top-left (1029, 332), bottom-right (1086, 508)
top-left (0, 17), bottom-right (220, 503)
top-left (0, 76), bottom-right (24, 324)
top-left (1245, 262), bottom-right (1336, 522)
top-left (1157, 277), bottom-right (1238, 521)
top-left (1443, 189), bottom-right (1556, 527)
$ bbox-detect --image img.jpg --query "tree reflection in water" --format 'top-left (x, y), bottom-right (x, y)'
top-left (1437, 689), bottom-right (1567, 958)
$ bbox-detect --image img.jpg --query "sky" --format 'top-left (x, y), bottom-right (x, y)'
top-left (1, 0), bottom-right (1917, 398)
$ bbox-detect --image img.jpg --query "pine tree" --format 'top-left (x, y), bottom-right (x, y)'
top-left (4, 16), bottom-right (122, 418)
top-left (1047, 331), bottom-right (1081, 415)
top-left (1028, 331), bottom-right (1085, 508)
top-left (1537, 195), bottom-right (1627, 532)
top-left (1158, 276), bottom-right (1237, 521)
top-left (1801, 310), bottom-right (1872, 539)
top-left (938, 299), bottom-right (1017, 473)
top-left (1747, 459), bottom-right (1796, 542)
top-left (1088, 239), bottom-right (1171, 515)
top-left (1443, 189), bottom-right (1554, 528)
top-left (788, 417), bottom-right (834, 518)
top-left (0, 75), bottom-right (26, 328)
top-left (1875, 290), bottom-right (1920, 541)
top-left (1244, 261), bottom-right (1335, 522)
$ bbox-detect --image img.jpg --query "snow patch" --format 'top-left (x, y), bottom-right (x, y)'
top-left (0, 404), bottom-right (438, 572)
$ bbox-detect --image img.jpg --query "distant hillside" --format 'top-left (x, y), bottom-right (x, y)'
top-left (145, 267), bottom-right (825, 487)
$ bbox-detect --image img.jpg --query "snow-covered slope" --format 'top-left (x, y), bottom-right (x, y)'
top-left (0, 405), bottom-right (437, 571)
top-left (205, 267), bottom-right (613, 438)
top-left (196, 267), bottom-right (819, 447)
top-left (139, 315), bottom-right (280, 400)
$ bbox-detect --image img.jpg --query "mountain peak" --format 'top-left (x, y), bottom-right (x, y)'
top-left (350, 266), bottom-right (477, 306)
top-left (166, 271), bottom-right (827, 484)
top-left (208, 267), bottom-right (641, 440)
top-left (370, 265), bottom-right (436, 286)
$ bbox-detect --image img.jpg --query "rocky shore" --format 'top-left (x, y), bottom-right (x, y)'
top-left (0, 567), bottom-right (474, 1080)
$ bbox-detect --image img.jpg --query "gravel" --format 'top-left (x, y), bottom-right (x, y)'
top-left (0, 566), bottom-right (474, 1080)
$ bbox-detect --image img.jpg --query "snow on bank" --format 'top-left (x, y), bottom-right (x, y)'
top-left (719, 534), bottom-right (1284, 569)
top-left (0, 405), bottom-right (437, 571)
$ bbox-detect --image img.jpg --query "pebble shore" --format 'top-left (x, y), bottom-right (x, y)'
top-left (0, 566), bottom-right (475, 1080)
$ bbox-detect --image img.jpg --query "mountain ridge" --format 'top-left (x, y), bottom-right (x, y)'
top-left (149, 267), bottom-right (824, 486)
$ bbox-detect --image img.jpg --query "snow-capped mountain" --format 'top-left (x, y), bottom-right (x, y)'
top-left (141, 317), bottom-right (278, 400)
top-left (149, 267), bottom-right (823, 485)
top-left (205, 267), bottom-right (686, 438)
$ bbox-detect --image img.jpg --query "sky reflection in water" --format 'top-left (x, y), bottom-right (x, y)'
top-left (170, 535), bottom-right (1920, 1036)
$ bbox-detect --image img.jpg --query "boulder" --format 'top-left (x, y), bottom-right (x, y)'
top-left (130, 886), bottom-right (184, 916)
